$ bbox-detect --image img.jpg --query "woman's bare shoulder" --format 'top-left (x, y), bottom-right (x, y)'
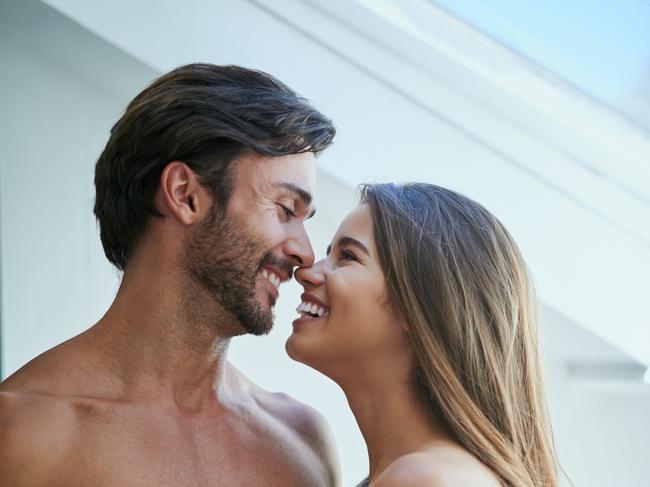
top-left (373, 446), bottom-right (502, 487)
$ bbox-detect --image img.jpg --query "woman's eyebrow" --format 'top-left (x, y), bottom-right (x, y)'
top-left (326, 236), bottom-right (370, 257)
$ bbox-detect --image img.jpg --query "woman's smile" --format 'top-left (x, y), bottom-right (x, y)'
top-left (293, 292), bottom-right (330, 327)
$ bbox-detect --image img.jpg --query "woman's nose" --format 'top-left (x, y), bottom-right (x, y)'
top-left (295, 259), bottom-right (327, 288)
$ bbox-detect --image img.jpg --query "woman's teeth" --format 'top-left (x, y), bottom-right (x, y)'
top-left (295, 301), bottom-right (329, 317)
top-left (260, 269), bottom-right (281, 290)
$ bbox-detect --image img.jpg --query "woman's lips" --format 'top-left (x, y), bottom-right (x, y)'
top-left (300, 292), bottom-right (329, 310)
top-left (292, 313), bottom-right (323, 327)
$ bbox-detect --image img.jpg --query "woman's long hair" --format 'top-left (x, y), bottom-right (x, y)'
top-left (361, 183), bottom-right (558, 487)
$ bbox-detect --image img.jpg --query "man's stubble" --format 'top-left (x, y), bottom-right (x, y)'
top-left (184, 206), bottom-right (276, 336)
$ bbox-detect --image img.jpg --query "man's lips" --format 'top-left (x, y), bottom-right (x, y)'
top-left (258, 253), bottom-right (293, 282)
top-left (262, 265), bottom-right (290, 283)
top-left (259, 269), bottom-right (281, 299)
top-left (258, 264), bottom-right (294, 303)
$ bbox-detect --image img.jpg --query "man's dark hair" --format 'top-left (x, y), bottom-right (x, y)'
top-left (94, 63), bottom-right (335, 271)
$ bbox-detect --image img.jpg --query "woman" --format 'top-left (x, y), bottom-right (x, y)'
top-left (286, 183), bottom-right (559, 487)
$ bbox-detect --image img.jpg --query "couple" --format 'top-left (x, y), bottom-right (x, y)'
top-left (0, 64), bottom-right (558, 486)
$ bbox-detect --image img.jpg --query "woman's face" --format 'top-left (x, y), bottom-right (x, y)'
top-left (286, 204), bottom-right (411, 381)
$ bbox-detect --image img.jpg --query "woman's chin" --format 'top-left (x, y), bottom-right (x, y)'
top-left (284, 334), bottom-right (309, 362)
top-left (284, 335), bottom-right (299, 360)
top-left (285, 334), bottom-right (321, 371)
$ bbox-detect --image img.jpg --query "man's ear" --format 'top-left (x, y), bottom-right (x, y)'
top-left (159, 161), bottom-right (211, 225)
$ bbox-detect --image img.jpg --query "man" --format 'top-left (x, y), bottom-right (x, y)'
top-left (0, 63), bottom-right (339, 486)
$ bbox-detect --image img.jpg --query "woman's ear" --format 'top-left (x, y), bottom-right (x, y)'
top-left (396, 312), bottom-right (411, 335)
top-left (382, 294), bottom-right (411, 334)
top-left (158, 161), bottom-right (212, 225)
top-left (393, 302), bottom-right (411, 335)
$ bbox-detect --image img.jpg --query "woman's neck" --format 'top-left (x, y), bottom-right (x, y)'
top-left (341, 376), bottom-right (453, 481)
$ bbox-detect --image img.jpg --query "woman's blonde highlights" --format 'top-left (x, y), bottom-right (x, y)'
top-left (361, 183), bottom-right (558, 487)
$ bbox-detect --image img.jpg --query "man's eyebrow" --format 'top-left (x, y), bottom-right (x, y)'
top-left (273, 182), bottom-right (316, 218)
top-left (326, 236), bottom-right (370, 257)
top-left (274, 183), bottom-right (312, 205)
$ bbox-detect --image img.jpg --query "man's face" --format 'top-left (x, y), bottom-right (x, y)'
top-left (185, 152), bottom-right (317, 335)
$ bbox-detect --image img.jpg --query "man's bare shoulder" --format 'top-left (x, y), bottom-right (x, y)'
top-left (0, 337), bottom-right (102, 485)
top-left (260, 388), bottom-right (337, 449)
top-left (373, 448), bottom-right (501, 487)
top-left (229, 365), bottom-right (341, 486)
top-left (0, 389), bottom-right (78, 442)
top-left (0, 389), bottom-right (78, 486)
top-left (0, 342), bottom-right (83, 452)
top-left (231, 364), bottom-right (337, 444)
top-left (0, 332), bottom-right (96, 395)
top-left (258, 390), bottom-right (341, 486)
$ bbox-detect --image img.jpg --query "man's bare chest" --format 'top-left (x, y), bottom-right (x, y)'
top-left (58, 404), bottom-right (324, 487)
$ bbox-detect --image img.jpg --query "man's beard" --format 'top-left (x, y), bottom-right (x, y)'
top-left (184, 207), bottom-right (288, 336)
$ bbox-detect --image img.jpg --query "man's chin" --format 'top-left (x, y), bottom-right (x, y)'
top-left (236, 298), bottom-right (275, 336)
top-left (242, 313), bottom-right (274, 336)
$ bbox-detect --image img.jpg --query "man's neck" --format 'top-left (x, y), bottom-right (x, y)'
top-left (84, 262), bottom-right (239, 413)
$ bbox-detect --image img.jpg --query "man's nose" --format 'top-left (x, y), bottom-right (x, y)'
top-left (284, 225), bottom-right (315, 268)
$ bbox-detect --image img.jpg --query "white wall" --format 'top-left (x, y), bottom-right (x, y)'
top-left (541, 308), bottom-right (650, 487)
top-left (0, 1), bottom-right (156, 375)
top-left (547, 358), bottom-right (650, 487)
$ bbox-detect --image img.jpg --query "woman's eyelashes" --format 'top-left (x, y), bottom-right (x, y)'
top-left (339, 248), bottom-right (358, 263)
top-left (324, 244), bottom-right (360, 264)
